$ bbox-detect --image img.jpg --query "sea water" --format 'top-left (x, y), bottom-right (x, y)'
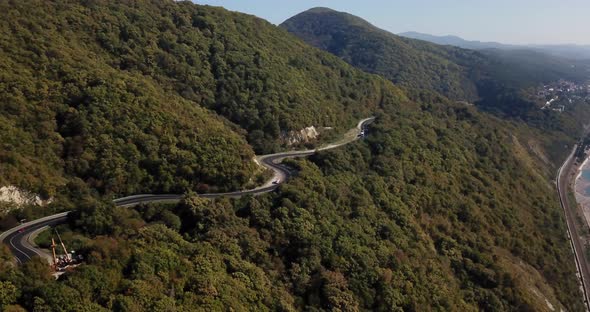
top-left (583, 168), bottom-right (590, 196)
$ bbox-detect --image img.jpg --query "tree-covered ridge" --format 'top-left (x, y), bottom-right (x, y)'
top-left (0, 1), bottom-right (585, 311)
top-left (4, 0), bottom-right (384, 151)
top-left (281, 7), bottom-right (590, 126)
top-left (0, 14), bottom-right (255, 197)
top-left (0, 0), bottom-right (396, 197)
top-left (0, 89), bottom-right (581, 311)
top-left (281, 7), bottom-right (479, 101)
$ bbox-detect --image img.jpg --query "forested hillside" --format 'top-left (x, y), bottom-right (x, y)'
top-left (281, 7), bottom-right (590, 130)
top-left (0, 0), bottom-right (388, 198)
top-left (281, 7), bottom-right (479, 101)
top-left (0, 1), bottom-right (586, 311)
top-left (1, 86), bottom-right (583, 311)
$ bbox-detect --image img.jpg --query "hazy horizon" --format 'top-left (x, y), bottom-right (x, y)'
top-left (193, 0), bottom-right (590, 46)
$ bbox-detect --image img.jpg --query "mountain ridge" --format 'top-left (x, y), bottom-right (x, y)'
top-left (281, 7), bottom-right (590, 134)
top-left (0, 2), bottom-right (586, 311)
top-left (399, 31), bottom-right (517, 50)
top-left (400, 31), bottom-right (590, 60)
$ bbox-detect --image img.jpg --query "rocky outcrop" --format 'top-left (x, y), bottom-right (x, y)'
top-left (0, 186), bottom-right (51, 207)
top-left (282, 126), bottom-right (320, 146)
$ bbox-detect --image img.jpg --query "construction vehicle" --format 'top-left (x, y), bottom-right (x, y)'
top-left (50, 229), bottom-right (83, 272)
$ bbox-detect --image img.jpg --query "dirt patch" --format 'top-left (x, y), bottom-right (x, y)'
top-left (527, 139), bottom-right (551, 166)
top-left (494, 247), bottom-right (565, 312)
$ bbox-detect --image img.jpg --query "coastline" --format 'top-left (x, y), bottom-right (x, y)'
top-left (574, 154), bottom-right (590, 227)
top-left (576, 156), bottom-right (590, 181)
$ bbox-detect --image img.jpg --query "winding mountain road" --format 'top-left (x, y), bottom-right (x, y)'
top-left (1, 117), bottom-right (374, 264)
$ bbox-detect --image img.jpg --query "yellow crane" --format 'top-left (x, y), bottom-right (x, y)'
top-left (50, 238), bottom-right (58, 270)
top-left (50, 229), bottom-right (73, 271)
top-left (55, 229), bottom-right (72, 262)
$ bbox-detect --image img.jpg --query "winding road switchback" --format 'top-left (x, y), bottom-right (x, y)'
top-left (1, 117), bottom-right (375, 264)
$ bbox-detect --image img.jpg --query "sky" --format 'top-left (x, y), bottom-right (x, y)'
top-left (192, 0), bottom-right (590, 45)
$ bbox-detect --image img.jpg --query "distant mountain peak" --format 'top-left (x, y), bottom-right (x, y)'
top-left (282, 8), bottom-right (590, 103)
top-left (283, 6), bottom-right (380, 35)
top-left (305, 7), bottom-right (337, 14)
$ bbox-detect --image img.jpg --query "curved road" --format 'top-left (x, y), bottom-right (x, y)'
top-left (1, 117), bottom-right (374, 264)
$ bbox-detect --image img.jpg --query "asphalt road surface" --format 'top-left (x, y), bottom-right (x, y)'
top-left (556, 144), bottom-right (590, 309)
top-left (1, 117), bottom-right (375, 264)
top-left (0, 213), bottom-right (68, 265)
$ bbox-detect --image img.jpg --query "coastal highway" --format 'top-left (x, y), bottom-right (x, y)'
top-left (1, 117), bottom-right (374, 264)
top-left (557, 144), bottom-right (590, 309)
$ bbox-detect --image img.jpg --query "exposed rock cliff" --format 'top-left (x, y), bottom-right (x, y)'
top-left (282, 126), bottom-right (320, 146)
top-left (0, 186), bottom-right (51, 207)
